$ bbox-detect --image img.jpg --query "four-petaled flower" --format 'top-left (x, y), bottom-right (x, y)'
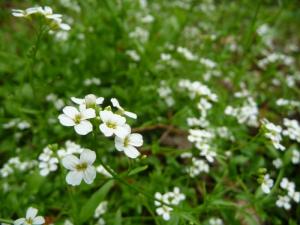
top-left (114, 125), bottom-right (143, 158)
top-left (58, 106), bottom-right (96, 135)
top-left (62, 149), bottom-right (97, 186)
top-left (14, 207), bottom-right (45, 225)
top-left (99, 110), bottom-right (128, 138)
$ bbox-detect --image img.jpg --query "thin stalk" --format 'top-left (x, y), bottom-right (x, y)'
top-left (0, 218), bottom-right (13, 224)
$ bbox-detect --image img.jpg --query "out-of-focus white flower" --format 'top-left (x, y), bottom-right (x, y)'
top-left (114, 125), bottom-right (143, 158)
top-left (292, 150), bottom-right (300, 164)
top-left (58, 105), bottom-right (96, 135)
top-left (280, 178), bottom-right (295, 193)
top-left (96, 165), bottom-right (112, 178)
top-left (14, 207), bottom-right (45, 225)
top-left (261, 174), bottom-right (273, 194)
top-left (154, 187), bottom-right (185, 221)
top-left (71, 94), bottom-right (104, 109)
top-left (62, 149), bottom-right (96, 186)
top-left (94, 201), bottom-right (108, 218)
top-left (261, 119), bottom-right (285, 151)
top-left (276, 195), bottom-right (291, 210)
top-left (272, 158), bottom-right (282, 169)
top-left (209, 217), bottom-right (224, 225)
top-left (111, 98), bottom-right (137, 119)
top-left (187, 158), bottom-right (209, 177)
top-left (177, 46), bottom-right (197, 61)
top-left (126, 50), bottom-right (140, 61)
top-left (283, 119), bottom-right (300, 143)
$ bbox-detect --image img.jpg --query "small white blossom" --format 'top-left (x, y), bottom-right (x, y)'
top-left (272, 158), bottom-right (282, 169)
top-left (99, 110), bottom-right (128, 138)
top-left (276, 195), bottom-right (291, 210)
top-left (114, 125), bottom-right (143, 158)
top-left (58, 105), bottom-right (96, 135)
top-left (111, 98), bottom-right (137, 119)
top-left (62, 149), bottom-right (96, 186)
top-left (261, 174), bottom-right (274, 194)
top-left (14, 207), bottom-right (45, 225)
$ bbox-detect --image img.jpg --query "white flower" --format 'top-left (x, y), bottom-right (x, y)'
top-left (276, 195), bottom-right (291, 210)
top-left (114, 125), bottom-right (143, 158)
top-left (62, 149), bottom-right (96, 186)
top-left (58, 106), bottom-right (95, 135)
top-left (261, 174), bottom-right (273, 194)
top-left (292, 150), bottom-right (300, 164)
top-left (262, 119), bottom-right (285, 151)
top-left (14, 207), bottom-right (45, 225)
top-left (39, 157), bottom-right (59, 176)
top-left (71, 94), bottom-right (104, 108)
top-left (155, 205), bottom-right (172, 221)
top-left (272, 158), bottom-right (282, 169)
top-left (96, 165), bottom-right (112, 178)
top-left (171, 187), bottom-right (186, 205)
top-left (209, 218), bottom-right (224, 225)
top-left (99, 110), bottom-right (128, 138)
top-left (111, 98), bottom-right (137, 119)
top-left (280, 178), bottom-right (295, 193)
top-left (94, 201), bottom-right (108, 218)
top-left (12, 7), bottom-right (43, 17)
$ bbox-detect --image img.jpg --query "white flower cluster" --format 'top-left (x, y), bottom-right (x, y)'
top-left (178, 79), bottom-right (218, 101)
top-left (58, 95), bottom-right (143, 158)
top-left (257, 52), bottom-right (294, 69)
top-left (129, 27), bottom-right (149, 43)
top-left (276, 178), bottom-right (300, 210)
top-left (0, 157), bottom-right (37, 178)
top-left (177, 46), bottom-right (197, 61)
top-left (46, 93), bottom-right (65, 110)
top-left (14, 207), bottom-right (45, 225)
top-left (3, 119), bottom-right (31, 130)
top-left (38, 146), bottom-right (59, 176)
top-left (157, 80), bottom-right (175, 107)
top-left (12, 6), bottom-right (71, 31)
top-left (261, 119), bottom-right (285, 151)
top-left (276, 98), bottom-right (300, 108)
top-left (225, 97), bottom-right (259, 127)
top-left (282, 118), bottom-right (300, 143)
top-left (186, 158), bottom-right (209, 177)
top-left (154, 187), bottom-right (185, 221)
top-left (94, 201), bottom-right (108, 225)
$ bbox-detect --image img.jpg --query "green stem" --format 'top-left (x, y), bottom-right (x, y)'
top-left (0, 218), bottom-right (14, 224)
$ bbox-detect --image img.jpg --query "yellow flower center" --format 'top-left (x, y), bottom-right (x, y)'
top-left (76, 163), bottom-right (88, 171)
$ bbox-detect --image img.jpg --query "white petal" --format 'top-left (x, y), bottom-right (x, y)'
top-left (83, 166), bottom-right (96, 184)
top-left (111, 98), bottom-right (121, 109)
top-left (66, 171), bottom-right (83, 186)
top-left (115, 126), bottom-right (129, 138)
top-left (96, 97), bottom-right (104, 104)
top-left (26, 207), bottom-right (38, 219)
top-left (114, 114), bottom-right (126, 125)
top-left (71, 97), bottom-right (84, 105)
top-left (74, 121), bottom-right (93, 135)
top-left (99, 124), bottom-right (114, 136)
top-left (14, 218), bottom-right (25, 225)
top-left (60, 23), bottom-right (71, 31)
top-left (124, 146), bottom-right (140, 158)
top-left (81, 108), bottom-right (96, 120)
top-left (124, 111), bottom-right (137, 119)
top-left (129, 133), bottom-right (143, 147)
top-left (62, 155), bottom-right (79, 170)
top-left (99, 110), bottom-right (113, 122)
top-left (40, 168), bottom-right (49, 177)
top-left (80, 149), bottom-right (96, 165)
top-left (58, 114), bottom-right (75, 126)
top-left (162, 212), bottom-right (170, 221)
top-left (114, 136), bottom-right (125, 151)
top-left (63, 106), bottom-right (79, 118)
top-left (32, 216), bottom-right (45, 225)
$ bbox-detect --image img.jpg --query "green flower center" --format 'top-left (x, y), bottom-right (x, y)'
top-left (74, 114), bottom-right (82, 124)
top-left (76, 163), bottom-right (88, 171)
top-left (107, 121), bottom-right (116, 129)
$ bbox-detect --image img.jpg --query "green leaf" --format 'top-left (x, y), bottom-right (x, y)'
top-left (79, 180), bottom-right (114, 223)
top-left (128, 165), bottom-right (148, 176)
top-left (114, 208), bottom-right (122, 225)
